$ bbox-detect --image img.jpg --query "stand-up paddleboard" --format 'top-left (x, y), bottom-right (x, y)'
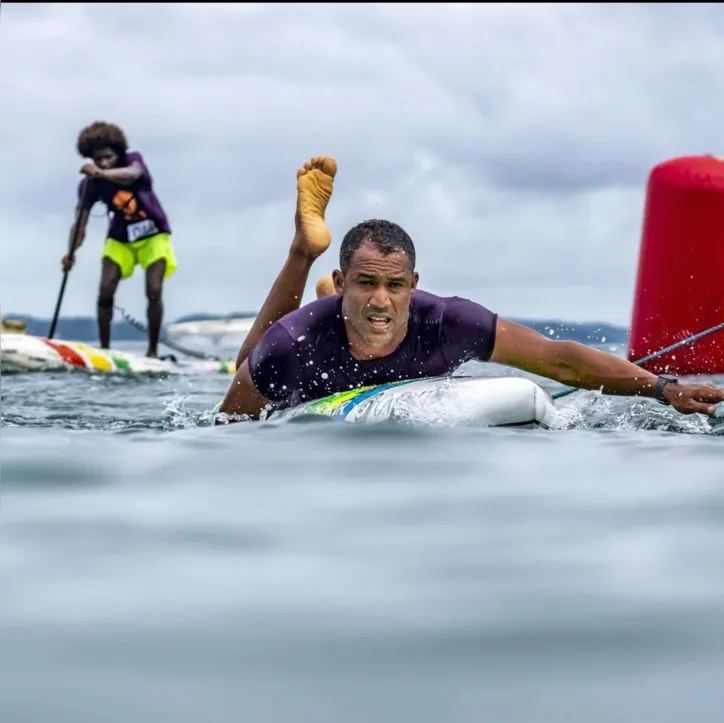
top-left (0, 333), bottom-right (236, 376)
top-left (215, 375), bottom-right (559, 429)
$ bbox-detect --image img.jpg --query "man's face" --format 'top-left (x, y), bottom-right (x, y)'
top-left (92, 147), bottom-right (120, 170)
top-left (332, 240), bottom-right (419, 356)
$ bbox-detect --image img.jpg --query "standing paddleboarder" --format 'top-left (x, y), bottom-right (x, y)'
top-left (61, 121), bottom-right (178, 358)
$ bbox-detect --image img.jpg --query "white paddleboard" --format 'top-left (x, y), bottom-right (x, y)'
top-left (215, 375), bottom-right (559, 429)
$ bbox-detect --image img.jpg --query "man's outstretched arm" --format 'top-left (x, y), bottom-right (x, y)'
top-left (489, 318), bottom-right (724, 415)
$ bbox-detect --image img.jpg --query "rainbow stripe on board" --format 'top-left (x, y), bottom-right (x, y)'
top-left (41, 339), bottom-right (87, 368)
top-left (26, 337), bottom-right (232, 374)
top-left (41, 339), bottom-right (144, 372)
top-left (298, 378), bottom-right (428, 418)
top-left (212, 377), bottom-right (430, 421)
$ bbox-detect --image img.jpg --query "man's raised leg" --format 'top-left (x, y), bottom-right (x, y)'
top-left (234, 156), bottom-right (337, 368)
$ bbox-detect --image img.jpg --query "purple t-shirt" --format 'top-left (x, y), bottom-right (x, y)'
top-left (248, 290), bottom-right (498, 405)
top-left (78, 151), bottom-right (171, 244)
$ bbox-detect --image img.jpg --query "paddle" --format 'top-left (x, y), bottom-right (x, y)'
top-left (114, 305), bottom-right (227, 362)
top-left (48, 178), bottom-right (90, 339)
top-left (552, 320), bottom-right (724, 401)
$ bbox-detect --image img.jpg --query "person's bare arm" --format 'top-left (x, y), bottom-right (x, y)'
top-left (490, 318), bottom-right (660, 396)
top-left (68, 208), bottom-right (91, 252)
top-left (62, 196), bottom-right (93, 271)
top-left (98, 161), bottom-right (144, 186)
top-left (218, 321), bottom-right (302, 423)
top-left (217, 359), bottom-right (273, 422)
top-left (489, 318), bottom-right (724, 414)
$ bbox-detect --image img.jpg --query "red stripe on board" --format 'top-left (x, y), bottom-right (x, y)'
top-left (41, 339), bottom-right (88, 368)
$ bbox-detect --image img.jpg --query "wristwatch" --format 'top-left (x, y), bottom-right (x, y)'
top-left (655, 375), bottom-right (679, 405)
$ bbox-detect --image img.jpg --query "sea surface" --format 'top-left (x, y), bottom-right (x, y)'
top-left (2, 338), bottom-right (724, 723)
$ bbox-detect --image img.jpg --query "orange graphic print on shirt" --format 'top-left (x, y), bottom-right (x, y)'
top-left (111, 190), bottom-right (147, 223)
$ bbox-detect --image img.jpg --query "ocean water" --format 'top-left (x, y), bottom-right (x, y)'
top-left (2, 338), bottom-right (724, 723)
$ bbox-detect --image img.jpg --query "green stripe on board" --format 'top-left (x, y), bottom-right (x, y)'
top-left (112, 356), bottom-right (131, 371)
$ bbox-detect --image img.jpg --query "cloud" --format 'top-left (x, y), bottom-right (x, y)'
top-left (2, 2), bottom-right (724, 325)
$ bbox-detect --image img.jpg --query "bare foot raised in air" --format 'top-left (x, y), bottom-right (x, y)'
top-left (292, 156), bottom-right (337, 260)
top-left (315, 274), bottom-right (337, 299)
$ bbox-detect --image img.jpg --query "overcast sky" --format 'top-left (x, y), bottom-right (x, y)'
top-left (1, 3), bottom-right (723, 326)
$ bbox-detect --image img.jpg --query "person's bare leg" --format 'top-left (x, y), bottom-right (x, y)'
top-left (315, 274), bottom-right (337, 299)
top-left (97, 258), bottom-right (121, 349)
top-left (234, 156), bottom-right (337, 368)
top-left (144, 260), bottom-right (166, 358)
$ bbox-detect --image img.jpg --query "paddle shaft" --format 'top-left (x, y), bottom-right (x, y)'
top-left (48, 178), bottom-right (90, 339)
top-left (47, 273), bottom-right (71, 340)
top-left (552, 320), bottom-right (724, 401)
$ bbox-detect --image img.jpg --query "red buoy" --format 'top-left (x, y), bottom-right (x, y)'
top-left (628, 155), bottom-right (724, 376)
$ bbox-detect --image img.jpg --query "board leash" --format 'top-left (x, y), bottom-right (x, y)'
top-left (115, 305), bottom-right (226, 362)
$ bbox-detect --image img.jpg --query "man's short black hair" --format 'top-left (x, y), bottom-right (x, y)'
top-left (339, 219), bottom-right (416, 273)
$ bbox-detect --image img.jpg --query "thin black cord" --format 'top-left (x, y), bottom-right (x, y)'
top-left (115, 305), bottom-right (226, 362)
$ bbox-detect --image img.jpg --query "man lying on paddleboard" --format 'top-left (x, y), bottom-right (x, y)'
top-left (217, 156), bottom-right (724, 422)
top-left (61, 122), bottom-right (178, 358)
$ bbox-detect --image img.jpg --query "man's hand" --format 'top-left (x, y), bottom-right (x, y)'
top-left (80, 162), bottom-right (105, 179)
top-left (662, 381), bottom-right (724, 416)
top-left (61, 254), bottom-right (75, 272)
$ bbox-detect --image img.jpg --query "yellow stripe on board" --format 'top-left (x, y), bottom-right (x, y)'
top-left (72, 343), bottom-right (115, 372)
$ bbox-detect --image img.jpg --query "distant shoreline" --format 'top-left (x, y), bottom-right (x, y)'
top-left (1, 312), bottom-right (630, 345)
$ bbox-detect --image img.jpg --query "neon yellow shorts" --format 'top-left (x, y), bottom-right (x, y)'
top-left (101, 233), bottom-right (178, 281)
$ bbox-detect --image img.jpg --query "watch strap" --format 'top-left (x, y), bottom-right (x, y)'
top-left (655, 376), bottom-right (678, 405)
